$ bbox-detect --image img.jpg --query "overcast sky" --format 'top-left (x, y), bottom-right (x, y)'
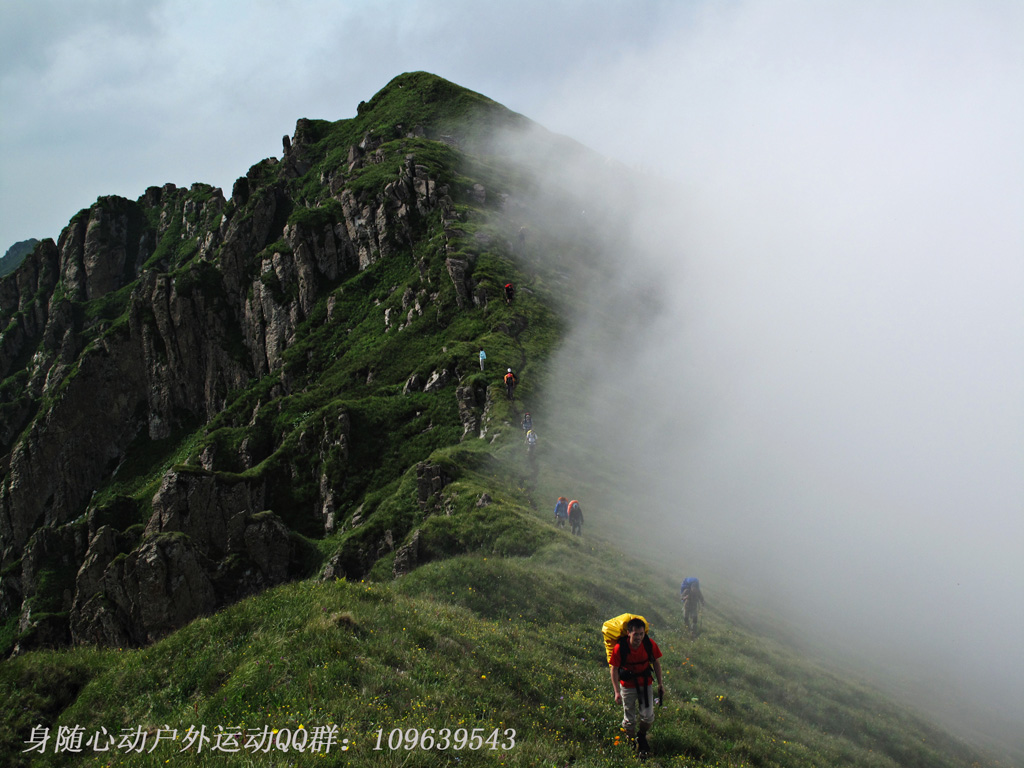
top-left (2, 0), bottom-right (1022, 753)
top-left (1, 0), bottom-right (691, 251)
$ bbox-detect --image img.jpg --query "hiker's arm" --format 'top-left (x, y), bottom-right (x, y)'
top-left (610, 666), bottom-right (622, 702)
top-left (653, 657), bottom-right (664, 689)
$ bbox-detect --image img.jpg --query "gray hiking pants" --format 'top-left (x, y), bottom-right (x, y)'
top-left (620, 684), bottom-right (654, 736)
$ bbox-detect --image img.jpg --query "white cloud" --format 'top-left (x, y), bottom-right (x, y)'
top-left (535, 0), bottom-right (1024, 738)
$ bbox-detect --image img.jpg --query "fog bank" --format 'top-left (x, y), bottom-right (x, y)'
top-left (536, 0), bottom-right (1024, 751)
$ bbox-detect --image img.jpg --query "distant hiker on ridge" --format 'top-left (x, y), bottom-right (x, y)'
top-left (503, 282), bottom-right (515, 305)
top-left (479, 348), bottom-right (486, 371)
top-left (521, 412), bottom-right (533, 432)
top-left (525, 428), bottom-right (538, 461)
top-left (568, 498), bottom-right (583, 536)
top-left (553, 496), bottom-right (568, 529)
top-left (504, 368), bottom-right (518, 401)
top-left (680, 577), bottom-right (706, 636)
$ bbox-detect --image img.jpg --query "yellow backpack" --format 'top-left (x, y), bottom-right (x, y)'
top-left (602, 613), bottom-right (649, 664)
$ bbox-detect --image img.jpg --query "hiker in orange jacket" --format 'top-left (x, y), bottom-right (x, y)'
top-left (503, 368), bottom-right (518, 401)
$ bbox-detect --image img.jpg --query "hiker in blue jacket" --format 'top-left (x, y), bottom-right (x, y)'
top-left (680, 577), bottom-right (705, 635)
top-left (553, 496), bottom-right (569, 529)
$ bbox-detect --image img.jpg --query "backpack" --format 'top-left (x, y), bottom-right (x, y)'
top-left (601, 613), bottom-right (649, 664)
top-left (602, 614), bottom-right (655, 687)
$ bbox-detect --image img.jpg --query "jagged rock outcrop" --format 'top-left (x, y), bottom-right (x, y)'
top-left (393, 529), bottom-right (421, 577)
top-left (446, 257), bottom-right (476, 309)
top-left (315, 410), bottom-right (350, 534)
top-left (0, 239), bottom-right (61, 385)
top-left (423, 366), bottom-right (454, 393)
top-left (131, 269), bottom-right (252, 439)
top-left (13, 522), bottom-right (92, 652)
top-left (67, 469), bottom-right (309, 646)
top-left (281, 118), bottom-right (318, 178)
top-left (0, 156), bottom-right (413, 564)
top-left (416, 462), bottom-right (452, 509)
top-left (243, 216), bottom-right (359, 374)
top-left (0, 74), bottom-right (504, 652)
top-left (145, 470), bottom-right (267, 555)
top-left (71, 532), bottom-right (218, 647)
top-left (334, 154), bottom-right (450, 269)
top-left (0, 331), bottom-right (147, 561)
top-left (456, 381), bottom-right (489, 437)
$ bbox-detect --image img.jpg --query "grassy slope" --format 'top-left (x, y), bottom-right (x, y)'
top-left (1, 539), bottom-right (998, 767)
top-left (0, 73), bottom-right (1005, 767)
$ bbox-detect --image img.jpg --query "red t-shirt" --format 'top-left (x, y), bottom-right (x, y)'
top-left (610, 638), bottom-right (662, 688)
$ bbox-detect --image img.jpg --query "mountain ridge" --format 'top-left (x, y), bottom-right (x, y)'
top-left (0, 72), bottom-right (1009, 767)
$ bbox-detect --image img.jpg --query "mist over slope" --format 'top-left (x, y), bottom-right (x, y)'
top-left (0, 63), bottom-right (1016, 765)
top-left (530, 0), bottom-right (1024, 755)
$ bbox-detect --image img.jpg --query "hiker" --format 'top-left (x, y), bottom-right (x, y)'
top-left (610, 617), bottom-right (664, 757)
top-left (568, 499), bottom-right (583, 536)
top-left (553, 496), bottom-right (569, 529)
top-left (503, 368), bottom-right (518, 401)
top-left (521, 412), bottom-right (533, 432)
top-left (680, 577), bottom-right (706, 636)
top-left (503, 282), bottom-right (515, 305)
top-left (479, 348), bottom-right (486, 371)
top-left (525, 429), bottom-right (538, 459)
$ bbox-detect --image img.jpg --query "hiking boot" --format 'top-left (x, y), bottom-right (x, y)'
top-left (637, 732), bottom-right (651, 758)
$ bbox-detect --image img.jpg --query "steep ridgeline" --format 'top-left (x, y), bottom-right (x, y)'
top-left (0, 72), bottom-right (609, 653)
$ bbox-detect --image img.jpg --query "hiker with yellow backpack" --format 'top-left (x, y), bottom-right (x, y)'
top-left (603, 614), bottom-right (664, 758)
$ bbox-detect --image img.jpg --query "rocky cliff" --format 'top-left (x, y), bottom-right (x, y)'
top-left (0, 72), bottom-right (550, 652)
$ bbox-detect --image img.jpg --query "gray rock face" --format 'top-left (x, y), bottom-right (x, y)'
top-left (146, 470), bottom-right (267, 557)
top-left (424, 367), bottom-right (453, 393)
top-left (393, 529), bottom-right (421, 577)
top-left (0, 239), bottom-right (60, 386)
top-left (446, 258), bottom-right (475, 309)
top-left (0, 330), bottom-right (147, 559)
top-left (456, 381), bottom-right (489, 437)
top-left (65, 470), bottom-right (304, 647)
top-left (72, 533), bottom-right (218, 647)
top-left (0, 128), bottom-right (461, 649)
top-left (416, 462), bottom-right (452, 508)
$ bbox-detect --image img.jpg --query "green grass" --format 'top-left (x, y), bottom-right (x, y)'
top-left (1, 536), bottom-right (994, 768)
top-left (0, 72), bottom-right (1007, 768)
